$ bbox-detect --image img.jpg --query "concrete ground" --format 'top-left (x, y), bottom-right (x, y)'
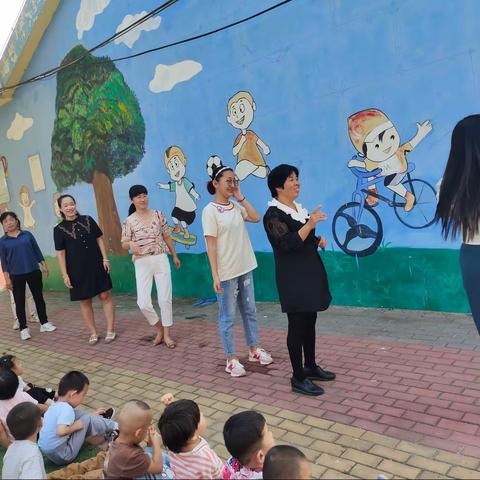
top-left (1, 289), bottom-right (480, 479)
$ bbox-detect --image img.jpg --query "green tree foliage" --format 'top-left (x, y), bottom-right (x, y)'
top-left (51, 44), bottom-right (145, 189)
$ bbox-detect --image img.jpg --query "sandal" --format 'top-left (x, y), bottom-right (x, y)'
top-left (164, 339), bottom-right (176, 349)
top-left (88, 334), bottom-right (99, 345)
top-left (105, 332), bottom-right (117, 343)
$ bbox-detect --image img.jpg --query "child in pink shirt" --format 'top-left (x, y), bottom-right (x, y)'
top-left (0, 369), bottom-right (47, 447)
top-left (158, 398), bottom-right (223, 479)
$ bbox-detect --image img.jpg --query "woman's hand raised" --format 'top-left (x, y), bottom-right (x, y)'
top-left (307, 207), bottom-right (327, 229)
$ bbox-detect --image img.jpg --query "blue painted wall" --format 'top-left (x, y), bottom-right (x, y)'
top-left (0, 0), bottom-right (476, 309)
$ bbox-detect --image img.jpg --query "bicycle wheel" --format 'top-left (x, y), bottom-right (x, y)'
top-left (332, 201), bottom-right (383, 257)
top-left (393, 179), bottom-right (437, 229)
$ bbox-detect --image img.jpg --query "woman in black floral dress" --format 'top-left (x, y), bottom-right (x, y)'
top-left (263, 164), bottom-right (335, 396)
top-left (54, 195), bottom-right (116, 345)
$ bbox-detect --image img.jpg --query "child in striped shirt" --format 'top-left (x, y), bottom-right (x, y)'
top-left (158, 399), bottom-right (223, 479)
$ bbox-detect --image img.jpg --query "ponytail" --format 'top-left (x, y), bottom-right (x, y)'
top-left (207, 180), bottom-right (216, 195)
top-left (128, 203), bottom-right (136, 216)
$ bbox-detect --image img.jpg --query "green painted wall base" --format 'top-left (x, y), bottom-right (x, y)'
top-left (43, 247), bottom-right (469, 313)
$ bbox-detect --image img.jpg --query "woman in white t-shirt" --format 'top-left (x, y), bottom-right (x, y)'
top-left (436, 115), bottom-right (480, 334)
top-left (202, 156), bottom-right (272, 377)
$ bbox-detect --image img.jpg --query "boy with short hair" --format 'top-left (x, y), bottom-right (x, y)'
top-left (104, 399), bottom-right (172, 479)
top-left (2, 402), bottom-right (46, 479)
top-left (38, 370), bottom-right (117, 465)
top-left (158, 398), bottom-right (223, 479)
top-left (263, 445), bottom-right (311, 480)
top-left (222, 410), bottom-right (275, 479)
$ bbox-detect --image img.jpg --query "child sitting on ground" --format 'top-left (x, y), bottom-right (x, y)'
top-left (2, 402), bottom-right (46, 479)
top-left (158, 398), bottom-right (223, 479)
top-left (0, 368), bottom-right (47, 447)
top-left (38, 370), bottom-right (117, 465)
top-left (222, 410), bottom-right (275, 479)
top-left (104, 399), bottom-right (174, 480)
top-left (0, 354), bottom-right (55, 405)
top-left (263, 445), bottom-right (311, 480)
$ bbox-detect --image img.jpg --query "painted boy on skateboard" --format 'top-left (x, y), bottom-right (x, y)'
top-left (158, 146), bottom-right (200, 239)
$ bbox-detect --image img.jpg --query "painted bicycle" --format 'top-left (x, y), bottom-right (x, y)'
top-left (332, 159), bottom-right (437, 257)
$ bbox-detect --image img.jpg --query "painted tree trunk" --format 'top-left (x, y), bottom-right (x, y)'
top-left (92, 169), bottom-right (126, 256)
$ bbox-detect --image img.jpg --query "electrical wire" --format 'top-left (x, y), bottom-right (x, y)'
top-left (0, 0), bottom-right (295, 95)
top-left (0, 0), bottom-right (178, 94)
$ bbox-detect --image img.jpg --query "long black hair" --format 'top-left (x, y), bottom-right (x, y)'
top-left (128, 185), bottom-right (148, 215)
top-left (57, 194), bottom-right (78, 219)
top-left (435, 115), bottom-right (480, 241)
top-left (0, 211), bottom-right (21, 231)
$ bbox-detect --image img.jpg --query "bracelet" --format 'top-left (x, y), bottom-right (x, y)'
top-left (239, 196), bottom-right (246, 203)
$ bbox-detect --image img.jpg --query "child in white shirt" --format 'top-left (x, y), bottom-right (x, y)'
top-left (2, 401), bottom-right (46, 479)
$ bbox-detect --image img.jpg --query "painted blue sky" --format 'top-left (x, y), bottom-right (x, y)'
top-left (1, 0), bottom-right (478, 254)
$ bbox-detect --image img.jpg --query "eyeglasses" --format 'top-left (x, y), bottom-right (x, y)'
top-left (224, 179), bottom-right (239, 186)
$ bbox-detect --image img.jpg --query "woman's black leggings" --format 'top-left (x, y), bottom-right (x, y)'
top-left (11, 270), bottom-right (48, 330)
top-left (287, 312), bottom-right (317, 381)
top-left (460, 244), bottom-right (480, 335)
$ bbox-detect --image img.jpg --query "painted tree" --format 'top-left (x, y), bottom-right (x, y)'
top-left (51, 44), bottom-right (145, 255)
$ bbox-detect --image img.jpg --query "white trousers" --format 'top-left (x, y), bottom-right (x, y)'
top-left (134, 254), bottom-right (173, 327)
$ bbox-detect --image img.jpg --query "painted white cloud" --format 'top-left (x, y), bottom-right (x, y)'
top-left (6, 113), bottom-right (33, 141)
top-left (76, 0), bottom-right (111, 40)
top-left (149, 61), bottom-right (203, 93)
top-left (114, 12), bottom-right (161, 49)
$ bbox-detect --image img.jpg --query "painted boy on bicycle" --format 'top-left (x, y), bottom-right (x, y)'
top-left (347, 108), bottom-right (432, 211)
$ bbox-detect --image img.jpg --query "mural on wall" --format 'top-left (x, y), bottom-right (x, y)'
top-left (50, 44), bottom-right (145, 255)
top-left (332, 109), bottom-right (437, 257)
top-left (52, 192), bottom-right (62, 223)
top-left (28, 153), bottom-right (46, 192)
top-left (6, 113), bottom-right (33, 141)
top-left (114, 11), bottom-right (161, 49)
top-left (148, 60), bottom-right (203, 93)
top-left (0, 155), bottom-right (10, 212)
top-left (19, 185), bottom-right (36, 229)
top-left (226, 91), bottom-right (270, 181)
top-left (158, 146), bottom-right (199, 247)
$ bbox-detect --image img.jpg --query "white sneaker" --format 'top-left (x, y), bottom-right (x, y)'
top-left (29, 315), bottom-right (40, 323)
top-left (13, 319), bottom-right (19, 330)
top-left (225, 359), bottom-right (246, 377)
top-left (20, 328), bottom-right (31, 341)
top-left (248, 348), bottom-right (273, 365)
top-left (40, 322), bottom-right (57, 333)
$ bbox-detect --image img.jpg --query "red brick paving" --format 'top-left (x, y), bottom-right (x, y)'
top-left (2, 300), bottom-right (480, 457)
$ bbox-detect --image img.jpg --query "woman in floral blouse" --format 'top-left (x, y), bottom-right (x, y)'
top-left (122, 185), bottom-right (181, 347)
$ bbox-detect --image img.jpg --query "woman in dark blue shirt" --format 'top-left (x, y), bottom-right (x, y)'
top-left (0, 211), bottom-right (56, 340)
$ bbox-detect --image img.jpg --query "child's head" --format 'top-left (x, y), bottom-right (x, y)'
top-left (0, 354), bottom-right (23, 376)
top-left (263, 445), bottom-right (311, 480)
top-left (6, 402), bottom-right (42, 440)
top-left (0, 368), bottom-right (19, 400)
top-left (227, 91), bottom-right (256, 130)
top-left (164, 146), bottom-right (187, 181)
top-left (158, 399), bottom-right (206, 453)
top-left (57, 371), bottom-right (89, 407)
top-left (118, 400), bottom-right (152, 444)
top-left (223, 411), bottom-right (275, 468)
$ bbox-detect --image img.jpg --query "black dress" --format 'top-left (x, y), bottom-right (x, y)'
top-left (54, 215), bottom-right (112, 301)
top-left (263, 206), bottom-right (331, 313)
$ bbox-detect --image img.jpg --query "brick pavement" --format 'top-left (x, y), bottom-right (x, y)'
top-left (1, 290), bottom-right (480, 478)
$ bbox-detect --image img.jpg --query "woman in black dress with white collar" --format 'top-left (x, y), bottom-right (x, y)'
top-left (263, 164), bottom-right (335, 396)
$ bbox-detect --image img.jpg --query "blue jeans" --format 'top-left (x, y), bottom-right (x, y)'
top-left (217, 271), bottom-right (259, 357)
